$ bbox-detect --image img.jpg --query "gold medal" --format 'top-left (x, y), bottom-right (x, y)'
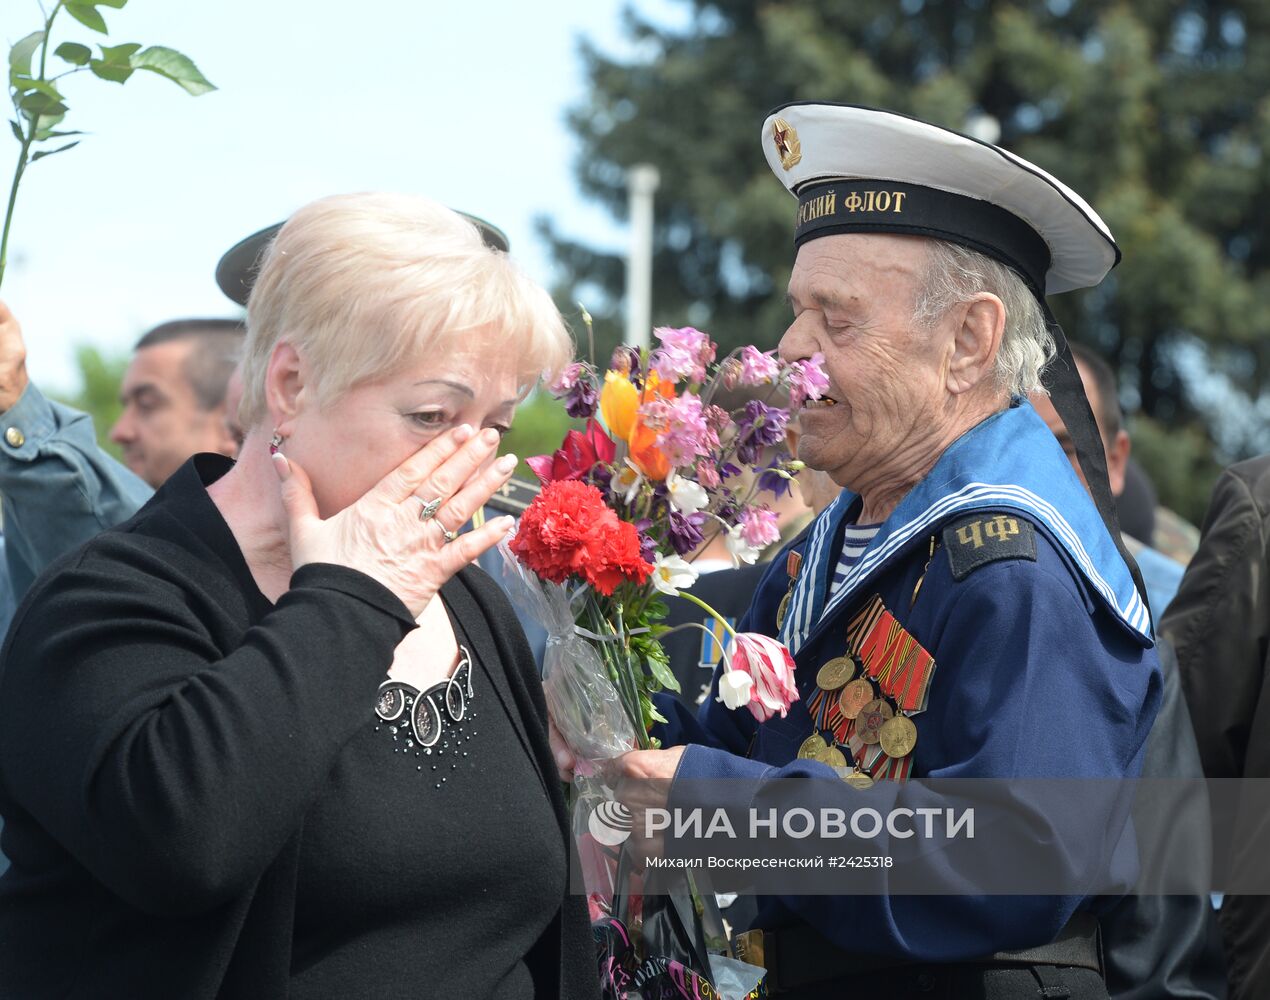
top-left (837, 678), bottom-right (874, 719)
top-left (816, 656), bottom-right (855, 691)
top-left (856, 699), bottom-right (893, 745)
top-left (844, 768), bottom-right (875, 789)
top-left (797, 734), bottom-right (827, 760)
top-left (818, 746), bottom-right (848, 769)
top-left (776, 590), bottom-right (792, 630)
top-left (878, 715), bottom-right (917, 758)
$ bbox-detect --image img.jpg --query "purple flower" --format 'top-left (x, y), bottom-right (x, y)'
top-left (734, 400), bottom-right (790, 465)
top-left (667, 510), bottom-right (707, 556)
top-left (610, 346), bottom-right (642, 379)
top-left (655, 393), bottom-right (720, 467)
top-left (739, 507), bottom-right (781, 548)
top-left (756, 459), bottom-right (793, 500)
top-left (720, 462), bottom-right (742, 481)
top-left (634, 517), bottom-right (658, 563)
top-left (549, 362), bottom-right (600, 418)
top-left (787, 352), bottom-right (830, 408)
top-left (738, 346), bottom-right (781, 386)
top-left (650, 326), bottom-right (716, 384)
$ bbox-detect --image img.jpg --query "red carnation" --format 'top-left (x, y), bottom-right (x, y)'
top-left (511, 480), bottom-right (652, 595)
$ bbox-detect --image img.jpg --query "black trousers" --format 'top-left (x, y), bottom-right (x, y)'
top-left (778, 963), bottom-right (1107, 999)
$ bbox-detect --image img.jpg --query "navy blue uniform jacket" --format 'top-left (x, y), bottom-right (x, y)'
top-left (657, 401), bottom-right (1162, 961)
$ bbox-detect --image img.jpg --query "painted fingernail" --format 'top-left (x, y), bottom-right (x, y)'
top-left (496, 454), bottom-right (517, 473)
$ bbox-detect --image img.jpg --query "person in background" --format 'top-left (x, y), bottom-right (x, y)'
top-left (1031, 347), bottom-right (1227, 1000)
top-left (110, 318), bottom-right (245, 488)
top-left (1031, 343), bottom-right (1184, 613)
top-left (0, 300), bottom-right (151, 610)
top-left (1161, 456), bottom-right (1270, 1000)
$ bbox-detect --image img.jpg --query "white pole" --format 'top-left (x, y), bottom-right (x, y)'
top-left (625, 164), bottom-right (660, 351)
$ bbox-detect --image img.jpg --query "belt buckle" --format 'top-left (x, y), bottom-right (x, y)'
top-left (734, 928), bottom-right (766, 971)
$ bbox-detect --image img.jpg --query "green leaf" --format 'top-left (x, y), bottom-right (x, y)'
top-left (9, 73), bottom-right (41, 95)
top-left (9, 120), bottom-right (23, 142)
top-left (64, 3), bottom-right (109, 33)
top-left (90, 42), bottom-right (141, 83)
top-left (18, 91), bottom-right (67, 117)
top-left (89, 61), bottom-right (132, 84)
top-left (100, 42), bottom-right (142, 62)
top-left (30, 140), bottom-right (79, 162)
top-left (130, 46), bottom-right (216, 95)
top-left (9, 32), bottom-right (45, 76)
top-left (644, 652), bottom-right (680, 693)
top-left (18, 79), bottom-right (64, 101)
top-left (54, 42), bottom-right (93, 67)
top-left (93, 0), bottom-right (130, 7)
top-left (32, 112), bottom-right (67, 137)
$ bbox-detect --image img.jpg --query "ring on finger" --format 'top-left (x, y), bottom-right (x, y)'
top-left (415, 496), bottom-right (444, 522)
top-left (435, 523), bottom-right (458, 544)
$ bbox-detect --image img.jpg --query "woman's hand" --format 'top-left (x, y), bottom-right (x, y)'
top-left (274, 424), bottom-right (516, 617)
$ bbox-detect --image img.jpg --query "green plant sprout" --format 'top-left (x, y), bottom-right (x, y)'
top-left (3, 0), bottom-right (215, 288)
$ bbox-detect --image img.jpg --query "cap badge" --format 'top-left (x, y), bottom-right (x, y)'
top-left (772, 117), bottom-right (801, 171)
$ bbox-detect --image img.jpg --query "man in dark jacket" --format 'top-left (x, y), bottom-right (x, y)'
top-left (1161, 456), bottom-right (1270, 1000)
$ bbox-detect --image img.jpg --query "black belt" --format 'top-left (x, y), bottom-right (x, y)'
top-left (733, 912), bottom-right (1102, 994)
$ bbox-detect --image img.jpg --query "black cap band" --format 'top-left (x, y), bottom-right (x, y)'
top-left (794, 180), bottom-right (1052, 298)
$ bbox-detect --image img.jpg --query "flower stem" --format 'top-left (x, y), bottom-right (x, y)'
top-left (677, 591), bottom-right (738, 641)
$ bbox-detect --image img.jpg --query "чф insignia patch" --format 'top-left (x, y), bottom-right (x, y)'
top-left (942, 513), bottom-right (1037, 581)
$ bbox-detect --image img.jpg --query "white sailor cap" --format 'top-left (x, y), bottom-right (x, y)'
top-left (760, 103), bottom-right (1119, 297)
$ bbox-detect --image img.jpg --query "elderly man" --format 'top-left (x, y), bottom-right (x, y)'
top-left (584, 106), bottom-right (1163, 999)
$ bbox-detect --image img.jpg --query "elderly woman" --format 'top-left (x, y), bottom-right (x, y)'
top-left (0, 194), bottom-right (598, 999)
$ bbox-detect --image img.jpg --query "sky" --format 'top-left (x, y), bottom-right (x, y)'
top-left (2, 0), bottom-right (685, 393)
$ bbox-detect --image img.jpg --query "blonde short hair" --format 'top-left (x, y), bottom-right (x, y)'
top-left (238, 192), bottom-right (572, 429)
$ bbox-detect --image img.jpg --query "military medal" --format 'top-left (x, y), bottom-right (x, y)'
top-left (819, 746), bottom-right (848, 768)
top-left (855, 699), bottom-right (893, 744)
top-left (878, 714), bottom-right (917, 758)
top-left (797, 733), bottom-right (827, 760)
top-left (844, 768), bottom-right (875, 789)
top-left (776, 591), bottom-right (792, 630)
top-left (838, 678), bottom-right (874, 719)
top-left (776, 550), bottom-right (802, 631)
top-left (816, 655), bottom-right (855, 690)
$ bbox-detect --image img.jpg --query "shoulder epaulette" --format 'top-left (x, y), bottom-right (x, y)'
top-left (942, 512), bottom-right (1037, 581)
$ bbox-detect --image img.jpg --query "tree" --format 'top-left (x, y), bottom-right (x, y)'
top-left (543, 0), bottom-right (1270, 522)
top-left (52, 344), bottom-right (129, 458)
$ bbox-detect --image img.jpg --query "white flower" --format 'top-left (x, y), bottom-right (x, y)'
top-left (614, 459), bottom-right (644, 505)
top-left (716, 670), bottom-right (754, 710)
top-left (724, 524), bottom-right (762, 567)
top-left (666, 471), bottom-right (709, 516)
top-left (650, 552), bottom-right (698, 596)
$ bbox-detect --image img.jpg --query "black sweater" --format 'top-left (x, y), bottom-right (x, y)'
top-left (0, 456), bottom-right (598, 999)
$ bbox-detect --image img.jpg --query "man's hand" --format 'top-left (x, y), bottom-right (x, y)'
top-left (0, 300), bottom-right (29, 413)
top-left (612, 746), bottom-right (686, 862)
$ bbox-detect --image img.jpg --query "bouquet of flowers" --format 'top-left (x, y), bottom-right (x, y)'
top-left (499, 325), bottom-right (827, 999)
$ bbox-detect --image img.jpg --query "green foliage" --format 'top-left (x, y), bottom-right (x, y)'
top-left (497, 391), bottom-right (581, 479)
top-left (1128, 413), bottom-right (1224, 525)
top-left (3, 1), bottom-right (217, 288)
top-left (545, 0), bottom-right (1270, 469)
top-left (50, 343), bottom-right (129, 458)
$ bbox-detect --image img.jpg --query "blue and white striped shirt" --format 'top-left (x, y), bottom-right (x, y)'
top-left (829, 522), bottom-right (882, 596)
